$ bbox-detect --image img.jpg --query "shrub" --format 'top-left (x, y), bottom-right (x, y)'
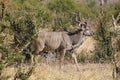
top-left (6, 52), bottom-right (25, 66)
top-left (93, 15), bottom-right (112, 62)
top-left (47, 0), bottom-right (80, 30)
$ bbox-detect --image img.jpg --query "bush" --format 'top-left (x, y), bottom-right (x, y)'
top-left (47, 0), bottom-right (80, 30)
top-left (14, 65), bottom-right (35, 80)
top-left (0, 60), bottom-right (4, 71)
top-left (77, 52), bottom-right (86, 63)
top-left (6, 53), bottom-right (25, 66)
top-left (93, 15), bottom-right (113, 62)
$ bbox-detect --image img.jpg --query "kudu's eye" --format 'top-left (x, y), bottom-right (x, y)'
top-left (81, 25), bottom-right (87, 31)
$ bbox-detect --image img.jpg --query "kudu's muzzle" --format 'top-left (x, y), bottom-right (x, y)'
top-left (83, 29), bottom-right (93, 36)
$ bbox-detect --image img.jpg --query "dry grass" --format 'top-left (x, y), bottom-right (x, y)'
top-left (1, 63), bottom-right (114, 80)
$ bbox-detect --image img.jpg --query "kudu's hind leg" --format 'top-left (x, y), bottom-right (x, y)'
top-left (72, 53), bottom-right (80, 71)
top-left (31, 40), bottom-right (44, 64)
top-left (59, 49), bottom-right (66, 70)
top-left (30, 52), bottom-right (34, 64)
top-left (30, 51), bottom-right (39, 64)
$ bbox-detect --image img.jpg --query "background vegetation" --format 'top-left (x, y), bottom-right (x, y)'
top-left (0, 0), bottom-right (120, 79)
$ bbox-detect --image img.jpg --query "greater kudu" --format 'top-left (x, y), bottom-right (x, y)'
top-left (30, 22), bottom-right (93, 70)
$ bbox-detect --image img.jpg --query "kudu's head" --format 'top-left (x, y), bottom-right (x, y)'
top-left (79, 22), bottom-right (93, 36)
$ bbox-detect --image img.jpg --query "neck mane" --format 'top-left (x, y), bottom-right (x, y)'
top-left (67, 29), bottom-right (83, 35)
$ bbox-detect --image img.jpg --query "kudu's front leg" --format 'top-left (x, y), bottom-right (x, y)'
top-left (72, 53), bottom-right (80, 71)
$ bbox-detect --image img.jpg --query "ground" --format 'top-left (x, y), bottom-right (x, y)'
top-left (1, 63), bottom-right (114, 80)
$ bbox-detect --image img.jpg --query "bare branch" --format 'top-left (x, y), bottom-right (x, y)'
top-left (112, 15), bottom-right (117, 30)
top-left (116, 12), bottom-right (120, 22)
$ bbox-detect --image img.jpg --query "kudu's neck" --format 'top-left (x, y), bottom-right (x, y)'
top-left (66, 29), bottom-right (85, 49)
